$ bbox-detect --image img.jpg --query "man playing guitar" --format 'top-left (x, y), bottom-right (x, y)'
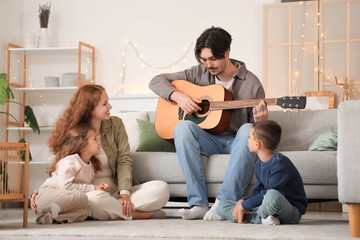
top-left (149, 26), bottom-right (268, 221)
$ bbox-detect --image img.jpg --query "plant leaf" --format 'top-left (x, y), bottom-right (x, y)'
top-left (24, 105), bottom-right (40, 134)
top-left (7, 86), bottom-right (14, 100)
top-left (0, 73), bottom-right (14, 105)
top-left (18, 138), bottom-right (32, 162)
top-left (0, 73), bottom-right (8, 105)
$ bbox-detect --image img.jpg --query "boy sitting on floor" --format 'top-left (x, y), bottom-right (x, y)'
top-left (217, 120), bottom-right (308, 225)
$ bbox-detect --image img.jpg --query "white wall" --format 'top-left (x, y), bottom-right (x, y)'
top-left (0, 0), bottom-right (23, 142)
top-left (1, 0), bottom-right (276, 138)
top-left (19, 0), bottom-right (274, 94)
top-left (0, 0), bottom-right (276, 193)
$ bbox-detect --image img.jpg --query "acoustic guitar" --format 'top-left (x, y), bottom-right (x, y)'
top-left (155, 80), bottom-right (306, 140)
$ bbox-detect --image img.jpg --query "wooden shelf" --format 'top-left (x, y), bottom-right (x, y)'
top-left (11, 86), bottom-right (78, 92)
top-left (16, 161), bottom-right (51, 165)
top-left (7, 127), bottom-right (54, 131)
top-left (8, 46), bottom-right (79, 55)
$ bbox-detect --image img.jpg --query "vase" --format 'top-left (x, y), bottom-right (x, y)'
top-left (38, 28), bottom-right (50, 48)
top-left (24, 33), bottom-right (37, 48)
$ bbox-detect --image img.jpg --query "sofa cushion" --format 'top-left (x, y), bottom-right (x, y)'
top-left (131, 152), bottom-right (208, 183)
top-left (269, 109), bottom-right (337, 151)
top-left (205, 154), bottom-right (231, 182)
top-left (206, 151), bottom-right (337, 186)
top-left (136, 119), bottom-right (176, 152)
top-left (111, 112), bottom-right (149, 152)
top-left (280, 151), bottom-right (337, 185)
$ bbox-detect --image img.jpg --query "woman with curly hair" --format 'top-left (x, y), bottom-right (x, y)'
top-left (32, 84), bottom-right (170, 221)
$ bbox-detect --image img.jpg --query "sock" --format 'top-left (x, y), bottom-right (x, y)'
top-left (203, 199), bottom-right (224, 221)
top-left (261, 215), bottom-right (280, 225)
top-left (152, 210), bottom-right (166, 219)
top-left (36, 212), bottom-right (53, 224)
top-left (178, 205), bottom-right (209, 220)
top-left (36, 203), bottom-right (61, 224)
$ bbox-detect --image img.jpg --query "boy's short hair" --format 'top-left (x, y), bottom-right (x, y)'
top-left (252, 120), bottom-right (282, 151)
top-left (194, 26), bottom-right (232, 63)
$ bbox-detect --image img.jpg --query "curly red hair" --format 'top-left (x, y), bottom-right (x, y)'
top-left (48, 84), bottom-right (105, 155)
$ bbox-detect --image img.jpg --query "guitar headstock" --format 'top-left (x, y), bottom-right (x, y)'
top-left (276, 96), bottom-right (306, 109)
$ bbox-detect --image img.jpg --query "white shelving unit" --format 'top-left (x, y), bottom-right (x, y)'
top-left (7, 127), bottom-right (54, 131)
top-left (11, 86), bottom-right (77, 91)
top-left (5, 42), bottom-right (95, 194)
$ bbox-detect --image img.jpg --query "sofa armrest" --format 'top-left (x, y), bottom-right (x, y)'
top-left (337, 100), bottom-right (360, 204)
top-left (338, 100), bottom-right (360, 240)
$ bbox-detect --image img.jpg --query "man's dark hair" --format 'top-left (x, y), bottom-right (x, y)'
top-left (252, 120), bottom-right (282, 151)
top-left (194, 26), bottom-right (232, 63)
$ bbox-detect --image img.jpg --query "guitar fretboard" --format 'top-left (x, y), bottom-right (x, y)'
top-left (209, 98), bottom-right (277, 111)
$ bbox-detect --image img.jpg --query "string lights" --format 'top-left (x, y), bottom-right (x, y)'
top-left (116, 40), bottom-right (195, 94)
top-left (292, 1), bottom-right (317, 96)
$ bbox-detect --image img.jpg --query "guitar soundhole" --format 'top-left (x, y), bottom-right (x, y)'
top-left (198, 100), bottom-right (210, 115)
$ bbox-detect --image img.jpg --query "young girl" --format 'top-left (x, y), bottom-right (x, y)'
top-left (33, 84), bottom-right (169, 221)
top-left (35, 124), bottom-right (109, 224)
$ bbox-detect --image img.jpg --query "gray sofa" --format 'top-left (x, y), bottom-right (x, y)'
top-left (337, 100), bottom-right (360, 237)
top-left (129, 109), bottom-right (338, 201)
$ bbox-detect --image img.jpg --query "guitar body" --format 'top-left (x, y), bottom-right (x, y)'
top-left (155, 80), bottom-right (307, 140)
top-left (155, 80), bottom-right (233, 140)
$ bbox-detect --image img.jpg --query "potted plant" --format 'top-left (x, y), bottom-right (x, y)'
top-left (38, 3), bottom-right (51, 48)
top-left (39, 3), bottom-right (51, 28)
top-left (0, 73), bottom-right (40, 161)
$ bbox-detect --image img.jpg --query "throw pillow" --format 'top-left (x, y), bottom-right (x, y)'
top-left (111, 112), bottom-right (149, 152)
top-left (136, 119), bottom-right (176, 152)
top-left (308, 124), bottom-right (338, 151)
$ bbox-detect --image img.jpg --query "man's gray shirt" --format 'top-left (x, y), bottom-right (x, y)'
top-left (149, 59), bottom-right (265, 135)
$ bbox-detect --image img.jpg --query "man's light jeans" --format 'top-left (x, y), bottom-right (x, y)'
top-left (173, 121), bottom-right (256, 206)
